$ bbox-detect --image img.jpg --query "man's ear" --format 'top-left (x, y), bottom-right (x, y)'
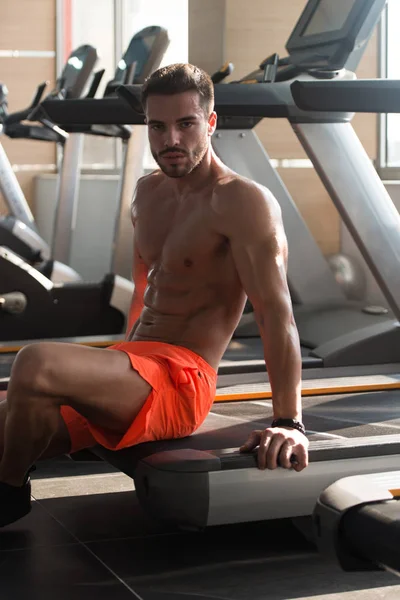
top-left (208, 111), bottom-right (217, 135)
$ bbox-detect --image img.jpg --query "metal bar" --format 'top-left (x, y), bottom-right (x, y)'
top-left (51, 133), bottom-right (84, 264)
top-left (293, 121), bottom-right (400, 320)
top-left (0, 140), bottom-right (37, 231)
top-left (114, 0), bottom-right (124, 170)
top-left (55, 0), bottom-right (65, 75)
top-left (0, 50), bottom-right (56, 58)
top-left (377, 3), bottom-right (388, 170)
top-left (111, 127), bottom-right (147, 279)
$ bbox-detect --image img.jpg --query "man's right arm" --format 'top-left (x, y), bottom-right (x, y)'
top-left (125, 238), bottom-right (149, 340)
top-left (125, 178), bottom-right (150, 340)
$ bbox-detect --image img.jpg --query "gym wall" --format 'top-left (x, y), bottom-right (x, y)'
top-left (189, 0), bottom-right (379, 257)
top-left (0, 0), bottom-right (57, 216)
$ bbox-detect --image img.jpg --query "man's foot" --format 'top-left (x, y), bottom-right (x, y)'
top-left (0, 474), bottom-right (32, 528)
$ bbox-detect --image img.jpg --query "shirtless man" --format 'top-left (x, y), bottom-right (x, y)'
top-left (0, 63), bottom-right (308, 527)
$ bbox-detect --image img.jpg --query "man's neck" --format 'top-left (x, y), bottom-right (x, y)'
top-left (171, 148), bottom-right (224, 195)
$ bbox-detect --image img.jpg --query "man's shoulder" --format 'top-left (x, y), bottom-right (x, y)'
top-left (131, 171), bottom-right (165, 222)
top-left (212, 174), bottom-right (278, 215)
top-left (132, 171), bottom-right (164, 209)
top-left (136, 170), bottom-right (164, 195)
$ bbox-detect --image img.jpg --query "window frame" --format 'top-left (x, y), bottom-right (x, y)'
top-left (375, 1), bottom-right (400, 179)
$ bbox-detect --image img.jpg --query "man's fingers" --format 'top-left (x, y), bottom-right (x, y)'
top-left (239, 430), bottom-right (262, 452)
top-left (257, 429), bottom-right (273, 469)
top-left (291, 444), bottom-right (308, 472)
top-left (278, 440), bottom-right (294, 469)
top-left (240, 428), bottom-right (309, 473)
top-left (265, 433), bottom-right (289, 469)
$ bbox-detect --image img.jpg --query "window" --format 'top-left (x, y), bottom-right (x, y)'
top-left (57, 0), bottom-right (188, 172)
top-left (379, 0), bottom-right (400, 170)
top-left (122, 0), bottom-right (188, 170)
top-left (68, 0), bottom-right (117, 170)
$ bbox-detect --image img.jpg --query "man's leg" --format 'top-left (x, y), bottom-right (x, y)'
top-left (0, 341), bottom-right (151, 487)
top-left (0, 396), bottom-right (74, 463)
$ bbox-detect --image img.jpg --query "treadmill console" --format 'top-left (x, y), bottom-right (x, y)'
top-left (57, 45), bottom-right (98, 99)
top-left (104, 25), bottom-right (170, 98)
top-left (286, 0), bottom-right (387, 70)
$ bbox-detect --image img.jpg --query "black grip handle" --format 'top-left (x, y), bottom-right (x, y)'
top-left (0, 292), bottom-right (27, 314)
top-left (211, 62), bottom-right (234, 84)
top-left (5, 81), bottom-right (48, 125)
top-left (86, 69), bottom-right (105, 98)
top-left (5, 122), bottom-right (66, 143)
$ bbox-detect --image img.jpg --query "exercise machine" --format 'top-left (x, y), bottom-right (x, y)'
top-left (313, 470), bottom-right (400, 576)
top-left (0, 26), bottom-right (169, 343)
top-left (208, 0), bottom-right (400, 369)
top-left (0, 44), bottom-right (99, 283)
top-left (46, 25), bottom-right (170, 277)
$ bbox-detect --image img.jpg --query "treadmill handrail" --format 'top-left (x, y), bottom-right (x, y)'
top-left (91, 432), bottom-right (400, 475)
top-left (40, 81), bottom-right (292, 127)
top-left (118, 82), bottom-right (291, 119)
top-left (291, 79), bottom-right (400, 113)
top-left (41, 96), bottom-right (145, 126)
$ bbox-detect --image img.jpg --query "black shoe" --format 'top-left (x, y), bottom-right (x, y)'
top-left (0, 474), bottom-right (32, 528)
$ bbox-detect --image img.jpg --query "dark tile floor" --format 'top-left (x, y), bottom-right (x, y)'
top-left (0, 453), bottom-right (398, 600)
top-left (1, 391), bottom-right (400, 600)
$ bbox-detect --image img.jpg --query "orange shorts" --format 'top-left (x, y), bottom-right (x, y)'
top-left (60, 341), bottom-right (217, 454)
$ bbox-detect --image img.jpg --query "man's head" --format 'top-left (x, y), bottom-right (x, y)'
top-left (141, 63), bottom-right (217, 178)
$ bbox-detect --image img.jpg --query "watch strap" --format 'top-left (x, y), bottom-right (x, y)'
top-left (271, 418), bottom-right (306, 435)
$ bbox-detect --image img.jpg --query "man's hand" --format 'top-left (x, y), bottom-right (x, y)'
top-left (240, 427), bottom-right (309, 472)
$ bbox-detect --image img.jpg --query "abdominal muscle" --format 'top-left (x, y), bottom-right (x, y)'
top-left (131, 278), bottom-right (245, 370)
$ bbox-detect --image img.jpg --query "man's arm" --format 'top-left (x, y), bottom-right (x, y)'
top-left (125, 235), bottom-right (148, 339)
top-left (125, 179), bottom-right (149, 340)
top-left (214, 180), bottom-right (308, 470)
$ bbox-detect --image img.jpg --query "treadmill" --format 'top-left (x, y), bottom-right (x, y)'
top-left (0, 44), bottom-right (98, 284)
top-left (313, 471), bottom-right (400, 576)
top-left (295, 78), bottom-right (400, 577)
top-left (198, 0), bottom-right (400, 371)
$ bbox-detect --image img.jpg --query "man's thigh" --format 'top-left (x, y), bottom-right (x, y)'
top-left (17, 342), bottom-right (152, 434)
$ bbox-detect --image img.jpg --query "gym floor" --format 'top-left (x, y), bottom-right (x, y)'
top-left (1, 391), bottom-right (400, 600)
top-left (1, 454), bottom-right (399, 600)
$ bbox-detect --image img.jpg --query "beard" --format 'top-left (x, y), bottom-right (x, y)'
top-left (152, 137), bottom-right (209, 178)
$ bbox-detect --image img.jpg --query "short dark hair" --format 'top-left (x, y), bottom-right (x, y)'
top-left (141, 63), bottom-right (214, 116)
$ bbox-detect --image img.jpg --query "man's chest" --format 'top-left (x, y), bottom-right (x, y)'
top-left (135, 199), bottom-right (228, 273)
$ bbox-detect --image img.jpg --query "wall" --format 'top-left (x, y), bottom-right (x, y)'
top-left (0, 0), bottom-right (57, 216)
top-left (189, 0), bottom-right (379, 257)
top-left (189, 0), bottom-right (225, 76)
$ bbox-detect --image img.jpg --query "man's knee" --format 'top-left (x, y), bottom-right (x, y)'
top-left (10, 343), bottom-right (60, 396)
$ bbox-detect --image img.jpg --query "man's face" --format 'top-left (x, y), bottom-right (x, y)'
top-left (145, 90), bottom-right (217, 178)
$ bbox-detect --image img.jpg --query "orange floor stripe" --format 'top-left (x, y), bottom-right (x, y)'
top-left (0, 339), bottom-right (117, 354)
top-left (214, 381), bottom-right (400, 402)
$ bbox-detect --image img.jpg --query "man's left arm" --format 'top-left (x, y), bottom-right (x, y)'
top-left (216, 182), bottom-right (308, 472)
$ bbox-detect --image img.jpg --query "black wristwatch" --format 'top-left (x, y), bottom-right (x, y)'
top-left (271, 418), bottom-right (306, 436)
